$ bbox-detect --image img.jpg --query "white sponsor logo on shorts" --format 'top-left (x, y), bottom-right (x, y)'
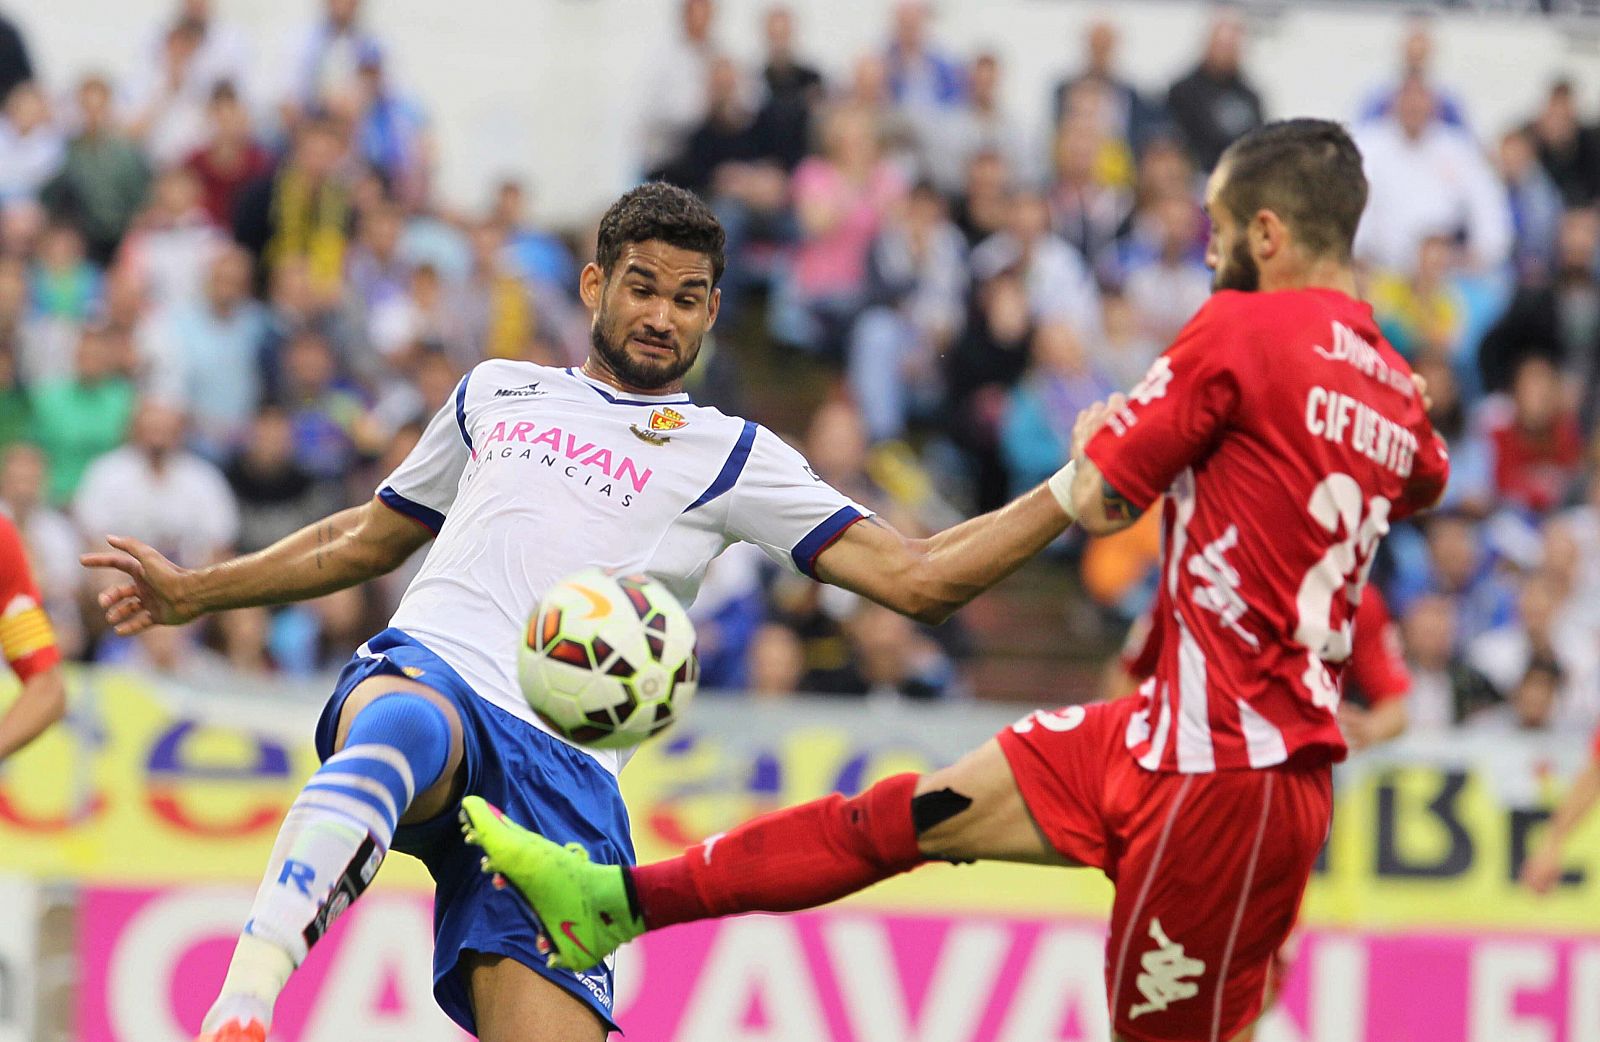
top-left (1128, 918), bottom-right (1206, 1021)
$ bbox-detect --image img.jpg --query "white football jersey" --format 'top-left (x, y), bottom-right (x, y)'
top-left (377, 361), bottom-right (869, 773)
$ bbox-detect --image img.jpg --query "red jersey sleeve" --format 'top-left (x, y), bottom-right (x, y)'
top-left (1347, 587), bottom-right (1410, 705)
top-left (1394, 427), bottom-right (1451, 522)
top-left (0, 515), bottom-right (60, 682)
top-left (1084, 295), bottom-right (1244, 511)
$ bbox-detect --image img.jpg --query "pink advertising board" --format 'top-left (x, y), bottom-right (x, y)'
top-left (77, 885), bottom-right (1600, 1042)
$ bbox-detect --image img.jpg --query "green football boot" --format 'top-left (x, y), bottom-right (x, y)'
top-left (458, 795), bottom-right (643, 971)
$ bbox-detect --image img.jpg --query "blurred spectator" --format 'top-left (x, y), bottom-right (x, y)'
top-left (224, 404), bottom-right (339, 555)
top-left (883, 1), bottom-right (965, 115)
top-left (687, 540), bottom-right (767, 691)
top-left (1000, 320), bottom-right (1112, 495)
top-left (841, 53), bottom-right (920, 173)
top-left (234, 118), bottom-right (353, 300)
top-left (1118, 193), bottom-right (1211, 346)
top-left (1093, 289), bottom-right (1161, 391)
top-left (924, 52), bottom-right (1030, 197)
top-left (28, 325), bottom-right (136, 505)
top-left (1479, 207), bottom-right (1600, 423)
top-left (0, 13), bottom-right (32, 106)
top-left (344, 199), bottom-right (410, 346)
top-left (151, 245), bottom-right (268, 454)
top-left (971, 188), bottom-right (1101, 336)
top-left (1402, 593), bottom-right (1500, 730)
top-left (181, 82), bottom-right (270, 228)
top-left (1413, 354), bottom-right (1492, 513)
top-left (1469, 572), bottom-right (1596, 726)
top-left (1526, 79), bottom-right (1600, 208)
top-left (1397, 512), bottom-right (1517, 648)
top-left (0, 82), bottom-right (64, 206)
top-left (756, 4), bottom-right (823, 172)
top-left (0, 443), bottom-right (83, 656)
top-left (838, 601), bottom-right (958, 700)
top-left (951, 149), bottom-right (1010, 247)
top-left (1468, 657), bottom-right (1563, 734)
top-left (29, 223), bottom-right (101, 322)
top-left (638, 0), bottom-right (720, 177)
top-left (1358, 15), bottom-right (1469, 130)
top-left (747, 621), bottom-right (805, 697)
top-left (1496, 127), bottom-right (1565, 282)
top-left (1354, 76), bottom-right (1512, 274)
top-left (370, 263), bottom-right (471, 365)
top-left (124, 18), bottom-right (213, 168)
top-left (346, 46), bottom-right (431, 208)
top-left (278, 0), bottom-right (386, 122)
top-left (453, 220), bottom-right (535, 364)
top-left (117, 166), bottom-right (226, 313)
top-left (2, 253), bottom-right (73, 386)
top-left (653, 55), bottom-right (776, 196)
top-left (847, 181), bottom-right (966, 442)
top-left (804, 397), bottom-right (885, 509)
top-left (0, 340), bottom-right (25, 449)
top-left (1053, 20), bottom-right (1162, 157)
top-left (146, 0), bottom-right (250, 99)
top-left (944, 270), bottom-right (1033, 511)
top-left (74, 398), bottom-right (239, 569)
top-left (772, 103), bottom-right (907, 357)
top-left (1370, 234), bottom-right (1467, 362)
top-left (1047, 112), bottom-right (1134, 274)
top-left (275, 329), bottom-right (366, 480)
top-left (1164, 12), bottom-right (1263, 172)
top-left (1486, 355), bottom-right (1583, 516)
top-left (491, 179), bottom-right (576, 297)
top-left (42, 75), bottom-right (152, 265)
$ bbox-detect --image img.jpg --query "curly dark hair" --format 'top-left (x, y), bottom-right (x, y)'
top-left (1217, 118), bottom-right (1368, 262)
top-left (595, 182), bottom-right (726, 286)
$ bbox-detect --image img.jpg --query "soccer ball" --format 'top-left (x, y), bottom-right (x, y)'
top-left (518, 567), bottom-right (699, 749)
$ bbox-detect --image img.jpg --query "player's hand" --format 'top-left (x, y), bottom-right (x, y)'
top-left (1338, 704), bottom-right (1374, 752)
top-left (1411, 372), bottom-right (1432, 411)
top-left (80, 536), bottom-right (199, 634)
top-left (1520, 842), bottom-right (1564, 896)
top-left (1071, 393), bottom-right (1127, 459)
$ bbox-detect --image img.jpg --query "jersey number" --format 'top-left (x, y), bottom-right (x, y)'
top-left (1294, 473), bottom-right (1391, 708)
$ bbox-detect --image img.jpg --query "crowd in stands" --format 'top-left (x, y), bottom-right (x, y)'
top-left (3, 0), bottom-right (1600, 726)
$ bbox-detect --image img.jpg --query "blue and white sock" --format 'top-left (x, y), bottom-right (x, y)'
top-left (202, 693), bottom-right (452, 1033)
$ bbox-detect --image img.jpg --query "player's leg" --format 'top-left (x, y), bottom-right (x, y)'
top-left (199, 674), bottom-right (464, 1039)
top-left (464, 952), bottom-right (606, 1042)
top-left (460, 712), bottom-right (1095, 972)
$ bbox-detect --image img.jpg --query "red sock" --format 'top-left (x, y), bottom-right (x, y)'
top-left (630, 773), bottom-right (924, 930)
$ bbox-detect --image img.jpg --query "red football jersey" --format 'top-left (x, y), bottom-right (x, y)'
top-left (0, 514), bottom-right (59, 682)
top-left (1086, 289), bottom-right (1448, 773)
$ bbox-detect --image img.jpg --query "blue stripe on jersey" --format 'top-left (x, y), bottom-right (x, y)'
top-left (792, 506), bottom-right (868, 578)
top-left (684, 421), bottom-right (758, 512)
top-left (455, 371), bottom-right (473, 451)
top-left (378, 486), bottom-right (445, 533)
top-left (565, 368), bottom-right (692, 406)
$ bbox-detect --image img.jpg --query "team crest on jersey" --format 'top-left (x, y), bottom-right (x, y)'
top-left (630, 407), bottom-right (688, 445)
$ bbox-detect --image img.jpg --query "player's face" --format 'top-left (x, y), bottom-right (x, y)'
top-left (1203, 166), bottom-right (1260, 293)
top-left (582, 241), bottom-right (720, 391)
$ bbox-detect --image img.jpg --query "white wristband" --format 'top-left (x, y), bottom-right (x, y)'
top-left (1048, 458), bottom-right (1079, 521)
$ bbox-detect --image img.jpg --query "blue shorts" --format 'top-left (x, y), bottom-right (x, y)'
top-left (315, 627), bottom-right (633, 1035)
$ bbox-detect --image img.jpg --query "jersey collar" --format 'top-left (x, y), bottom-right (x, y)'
top-left (566, 367), bottom-right (693, 407)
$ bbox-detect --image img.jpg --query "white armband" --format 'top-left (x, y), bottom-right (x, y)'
top-left (1047, 459), bottom-right (1079, 521)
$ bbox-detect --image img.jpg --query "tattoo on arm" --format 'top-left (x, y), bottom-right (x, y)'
top-left (1102, 478), bottom-right (1143, 524)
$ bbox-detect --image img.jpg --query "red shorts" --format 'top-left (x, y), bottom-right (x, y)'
top-left (996, 696), bottom-right (1331, 1042)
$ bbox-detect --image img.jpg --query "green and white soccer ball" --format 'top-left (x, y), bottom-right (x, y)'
top-left (518, 567), bottom-right (699, 749)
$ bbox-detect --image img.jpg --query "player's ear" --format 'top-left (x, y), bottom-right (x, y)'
top-left (1252, 209), bottom-right (1285, 261)
top-left (706, 286), bottom-right (721, 329)
top-left (579, 262), bottom-right (604, 311)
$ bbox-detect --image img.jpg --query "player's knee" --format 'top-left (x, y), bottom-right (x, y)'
top-left (338, 692), bottom-right (456, 809)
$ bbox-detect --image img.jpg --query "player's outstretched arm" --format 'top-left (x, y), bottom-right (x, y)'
top-left (81, 497), bottom-right (433, 635)
top-left (1523, 757), bottom-right (1600, 895)
top-left (0, 667), bottom-right (65, 762)
top-left (813, 485), bottom-right (1073, 626)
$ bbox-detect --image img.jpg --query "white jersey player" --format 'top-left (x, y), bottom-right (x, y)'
top-left (84, 183), bottom-right (1085, 1042)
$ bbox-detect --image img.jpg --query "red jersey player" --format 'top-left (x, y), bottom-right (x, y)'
top-left (0, 513), bottom-right (66, 760)
top-left (461, 120), bottom-right (1450, 1042)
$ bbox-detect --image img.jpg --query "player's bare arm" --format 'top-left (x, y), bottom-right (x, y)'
top-left (81, 497), bottom-right (432, 636)
top-left (0, 662), bottom-right (65, 762)
top-left (1063, 392), bottom-right (1145, 536)
top-left (1523, 757), bottom-right (1600, 895)
top-left (812, 485), bottom-right (1073, 625)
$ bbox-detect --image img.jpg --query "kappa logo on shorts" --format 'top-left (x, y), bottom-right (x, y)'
top-left (1128, 918), bottom-right (1207, 1021)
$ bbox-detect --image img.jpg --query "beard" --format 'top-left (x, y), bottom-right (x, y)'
top-left (590, 315), bottom-right (699, 390)
top-left (1211, 235), bottom-right (1260, 292)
